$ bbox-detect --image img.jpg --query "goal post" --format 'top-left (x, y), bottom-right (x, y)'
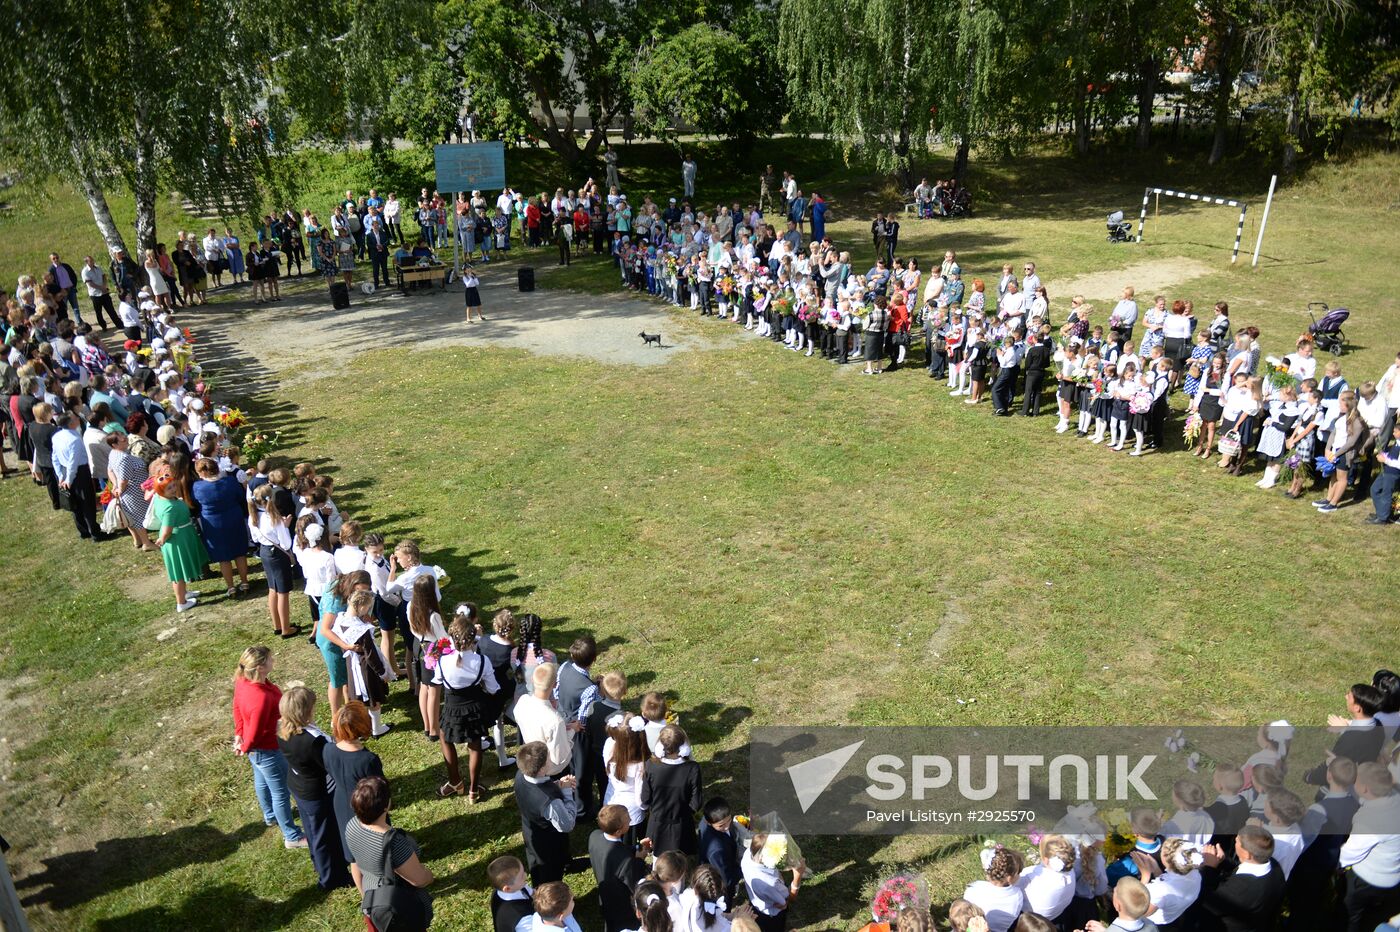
top-left (1136, 186), bottom-right (1249, 264)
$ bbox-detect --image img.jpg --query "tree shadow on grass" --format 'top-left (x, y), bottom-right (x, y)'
top-left (91, 880), bottom-right (333, 932)
top-left (15, 820), bottom-right (266, 911)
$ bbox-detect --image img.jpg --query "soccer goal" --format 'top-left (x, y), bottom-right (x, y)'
top-left (1136, 186), bottom-right (1249, 264)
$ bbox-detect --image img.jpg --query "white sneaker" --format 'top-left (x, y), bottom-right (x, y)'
top-left (1055, 423), bottom-right (1068, 433)
top-left (176, 599), bottom-right (197, 612)
top-left (964, 398), bottom-right (978, 405)
top-left (1258, 480), bottom-right (1276, 489)
top-left (1130, 449), bottom-right (1143, 456)
top-left (1091, 436), bottom-right (1104, 444)
top-left (284, 837), bottom-right (309, 849)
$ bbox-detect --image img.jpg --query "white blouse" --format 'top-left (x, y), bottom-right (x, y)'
top-left (1146, 869), bottom-right (1202, 925)
top-left (1016, 862), bottom-right (1074, 919)
top-left (962, 881), bottom-right (1026, 932)
top-left (601, 737), bottom-right (647, 825)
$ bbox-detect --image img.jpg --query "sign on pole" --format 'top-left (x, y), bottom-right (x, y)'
top-left (433, 142), bottom-right (506, 193)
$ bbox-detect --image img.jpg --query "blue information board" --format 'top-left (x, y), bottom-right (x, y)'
top-left (433, 142), bottom-right (506, 192)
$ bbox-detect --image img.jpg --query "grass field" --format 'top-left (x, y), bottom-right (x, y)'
top-left (1, 137), bottom-right (1397, 930)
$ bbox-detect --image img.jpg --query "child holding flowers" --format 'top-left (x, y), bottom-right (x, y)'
top-left (741, 829), bottom-right (804, 932)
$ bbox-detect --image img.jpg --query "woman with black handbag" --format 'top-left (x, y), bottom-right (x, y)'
top-left (345, 775), bottom-right (434, 931)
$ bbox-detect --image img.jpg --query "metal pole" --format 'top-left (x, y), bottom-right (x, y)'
top-left (1251, 174), bottom-right (1278, 268)
top-left (1136, 187), bottom-right (1152, 243)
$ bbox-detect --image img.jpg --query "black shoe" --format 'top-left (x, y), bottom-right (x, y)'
top-left (1367, 516), bottom-right (1391, 525)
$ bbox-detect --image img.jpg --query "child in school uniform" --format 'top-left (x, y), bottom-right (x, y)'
top-left (699, 797), bottom-right (746, 904)
top-left (1091, 362), bottom-right (1117, 444)
top-left (590, 804), bottom-right (651, 932)
top-left (1015, 834), bottom-right (1076, 924)
top-left (742, 831), bottom-right (804, 932)
top-left (1105, 809), bottom-right (1163, 887)
top-left (1260, 789), bottom-right (1309, 880)
top-left (1091, 877), bottom-right (1158, 932)
top-left (641, 724), bottom-right (702, 858)
top-left (677, 864), bottom-right (733, 932)
top-left (1063, 832), bottom-right (1109, 931)
top-left (1255, 384), bottom-right (1300, 489)
top-left (487, 855), bottom-right (534, 932)
top-left (649, 850), bottom-right (688, 921)
top-left (962, 846), bottom-right (1026, 932)
top-left (1144, 838), bottom-right (1203, 932)
top-left (1218, 374), bottom-right (1263, 475)
top-left (1107, 364), bottom-right (1133, 450)
top-left (602, 711), bottom-right (650, 845)
top-left (1126, 367), bottom-right (1154, 456)
top-left (640, 692), bottom-right (673, 753)
top-left (293, 515), bottom-right (336, 627)
top-left (1284, 388), bottom-right (1323, 499)
top-left (1161, 779), bottom-right (1214, 848)
top-left (516, 880), bottom-right (584, 932)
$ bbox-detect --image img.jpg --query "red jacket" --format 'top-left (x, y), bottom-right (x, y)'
top-left (233, 678), bottom-right (283, 753)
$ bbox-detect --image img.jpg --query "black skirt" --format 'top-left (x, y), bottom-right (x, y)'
top-left (1198, 393), bottom-right (1224, 423)
top-left (1057, 381), bottom-right (1076, 401)
top-left (463, 286), bottom-right (481, 307)
top-left (969, 363), bottom-right (988, 381)
top-left (1130, 410), bottom-right (1150, 432)
top-left (864, 331), bottom-right (886, 361)
top-left (441, 684), bottom-right (492, 745)
top-left (260, 544), bottom-right (294, 594)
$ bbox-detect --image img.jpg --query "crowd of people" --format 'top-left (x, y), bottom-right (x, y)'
top-left (4, 158), bottom-right (1400, 932)
top-left (580, 171), bottom-right (1399, 525)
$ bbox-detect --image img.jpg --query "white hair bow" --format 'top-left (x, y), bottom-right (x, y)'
top-left (1267, 720), bottom-right (1294, 756)
top-left (702, 897), bottom-right (728, 915)
top-left (644, 893), bottom-right (660, 907)
top-left (606, 713), bottom-right (625, 729)
top-left (1047, 857), bottom-right (1066, 873)
top-left (629, 717), bottom-right (646, 733)
top-left (304, 524), bottom-right (324, 543)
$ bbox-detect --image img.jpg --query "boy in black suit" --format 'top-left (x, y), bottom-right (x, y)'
top-left (1305, 684), bottom-right (1386, 789)
top-left (487, 855), bottom-right (533, 932)
top-left (589, 804), bottom-right (650, 932)
top-left (1198, 824), bottom-right (1287, 932)
top-left (698, 797), bottom-right (744, 903)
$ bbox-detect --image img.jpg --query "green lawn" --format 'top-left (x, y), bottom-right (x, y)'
top-left (1, 140), bottom-right (1397, 930)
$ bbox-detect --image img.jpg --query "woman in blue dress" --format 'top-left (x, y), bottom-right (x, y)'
top-left (1182, 330), bottom-right (1216, 398)
top-left (193, 458), bottom-right (250, 597)
top-left (223, 230), bottom-right (245, 284)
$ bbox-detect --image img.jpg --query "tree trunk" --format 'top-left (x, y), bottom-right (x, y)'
top-left (1136, 57), bottom-right (1159, 150)
top-left (1208, 26), bottom-right (1236, 165)
top-left (1073, 82), bottom-right (1091, 155)
top-left (76, 169), bottom-right (128, 257)
top-left (952, 135), bottom-right (970, 185)
top-left (132, 122), bottom-right (158, 253)
top-left (1281, 77), bottom-right (1301, 175)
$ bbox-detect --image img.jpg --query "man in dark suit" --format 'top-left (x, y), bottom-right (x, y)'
top-left (48, 252), bottom-right (81, 322)
top-left (1305, 684), bottom-right (1387, 788)
top-left (366, 223), bottom-right (391, 289)
top-left (1198, 824), bottom-right (1287, 932)
top-left (513, 742), bottom-right (577, 888)
top-left (109, 248), bottom-right (141, 299)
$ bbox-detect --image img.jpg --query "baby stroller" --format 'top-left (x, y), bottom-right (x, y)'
top-left (1106, 210), bottom-right (1133, 242)
top-left (1307, 302), bottom-right (1349, 356)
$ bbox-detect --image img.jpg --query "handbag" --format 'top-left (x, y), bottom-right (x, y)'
top-left (361, 828), bottom-right (432, 931)
top-left (1218, 430), bottom-right (1242, 456)
top-left (143, 498), bottom-right (161, 532)
top-left (101, 498), bottom-right (126, 534)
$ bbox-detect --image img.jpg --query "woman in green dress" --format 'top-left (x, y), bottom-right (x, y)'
top-left (153, 475), bottom-right (209, 612)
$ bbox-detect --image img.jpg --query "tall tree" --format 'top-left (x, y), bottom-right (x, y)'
top-left (631, 21), bottom-right (786, 148)
top-left (452, 0), bottom-right (652, 167)
top-left (779, 0), bottom-right (941, 188)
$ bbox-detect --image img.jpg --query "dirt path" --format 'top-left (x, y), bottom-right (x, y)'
top-left (191, 267), bottom-right (730, 390)
top-left (1055, 257), bottom-right (1216, 303)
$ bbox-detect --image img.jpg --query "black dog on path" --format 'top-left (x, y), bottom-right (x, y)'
top-left (638, 332), bottom-right (662, 347)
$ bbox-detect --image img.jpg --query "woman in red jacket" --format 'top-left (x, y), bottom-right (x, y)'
top-left (232, 646), bottom-right (306, 847)
top-left (888, 291), bottom-right (913, 371)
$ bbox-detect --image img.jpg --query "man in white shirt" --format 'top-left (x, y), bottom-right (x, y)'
top-left (1021, 262), bottom-right (1042, 303)
top-left (1113, 286), bottom-right (1139, 340)
top-left (514, 663), bottom-right (575, 778)
top-left (999, 280), bottom-right (1025, 322)
top-left (52, 411), bottom-right (102, 541)
top-left (81, 256), bottom-right (120, 331)
top-left (1339, 763), bottom-right (1400, 930)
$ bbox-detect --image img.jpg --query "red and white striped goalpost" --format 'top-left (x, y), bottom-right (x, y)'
top-left (1136, 186), bottom-right (1249, 264)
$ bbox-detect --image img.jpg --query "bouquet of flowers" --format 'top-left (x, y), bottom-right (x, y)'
top-left (1108, 313), bottom-right (1123, 330)
top-left (1183, 411), bottom-right (1202, 447)
top-left (241, 430), bottom-right (280, 464)
top-left (215, 407), bottom-right (248, 435)
top-left (422, 637), bottom-right (455, 670)
top-left (771, 297), bottom-right (793, 317)
top-left (1278, 449), bottom-right (1306, 486)
top-left (751, 812), bottom-right (807, 874)
top-left (1099, 809), bottom-right (1140, 861)
top-left (98, 487), bottom-right (114, 507)
top-left (182, 327), bottom-right (197, 344)
top-left (1314, 454), bottom-right (1337, 477)
top-left (1263, 356), bottom-right (1298, 393)
top-left (870, 873), bottom-right (929, 923)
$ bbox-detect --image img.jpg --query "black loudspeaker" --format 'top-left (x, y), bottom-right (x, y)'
top-left (517, 267), bottom-right (535, 292)
top-left (329, 281), bottom-right (350, 309)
